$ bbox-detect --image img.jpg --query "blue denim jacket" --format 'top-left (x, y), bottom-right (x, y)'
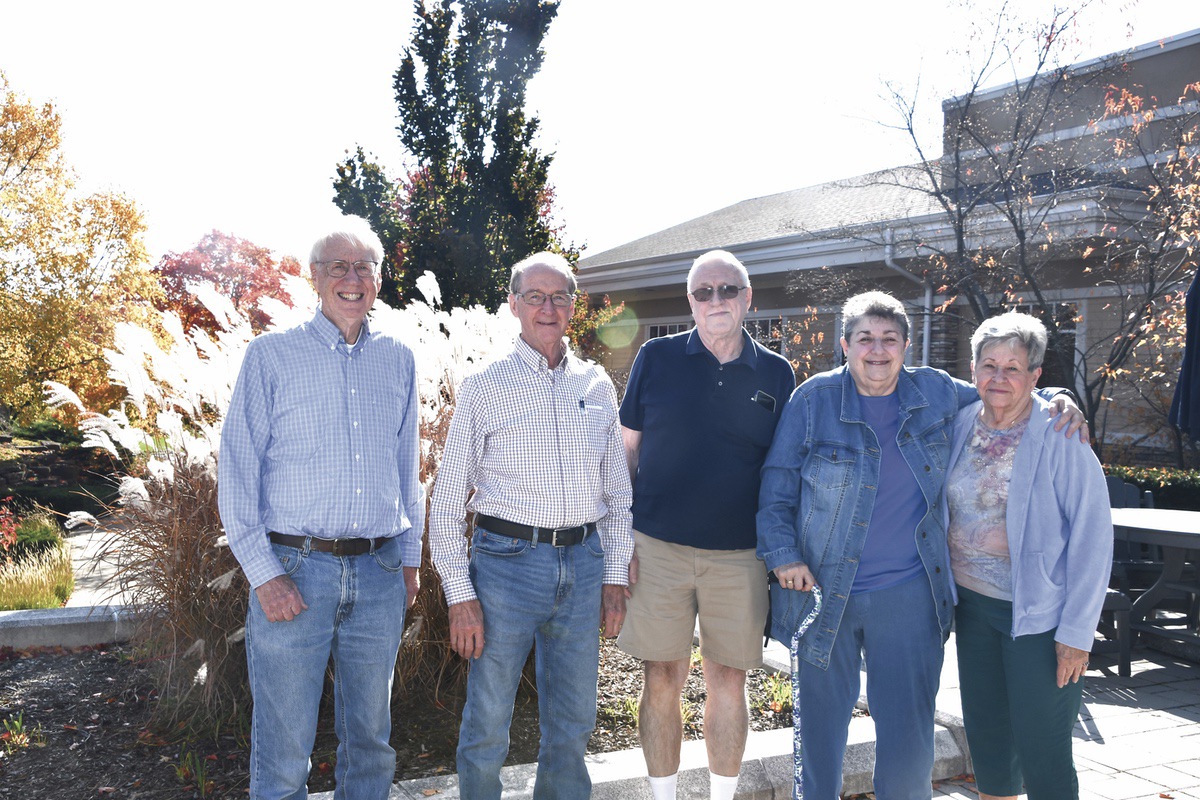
top-left (757, 365), bottom-right (976, 668)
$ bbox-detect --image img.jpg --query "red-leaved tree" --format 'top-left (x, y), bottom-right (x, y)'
top-left (152, 231), bottom-right (303, 335)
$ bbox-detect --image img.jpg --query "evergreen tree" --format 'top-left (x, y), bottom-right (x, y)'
top-left (334, 0), bottom-right (570, 309)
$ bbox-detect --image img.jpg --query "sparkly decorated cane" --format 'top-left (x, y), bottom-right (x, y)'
top-left (790, 585), bottom-right (822, 800)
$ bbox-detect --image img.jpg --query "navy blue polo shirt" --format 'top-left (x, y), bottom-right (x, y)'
top-left (620, 328), bottom-right (796, 550)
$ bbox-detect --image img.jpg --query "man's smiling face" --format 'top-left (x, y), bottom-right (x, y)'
top-left (310, 239), bottom-right (381, 343)
top-left (508, 262), bottom-right (574, 364)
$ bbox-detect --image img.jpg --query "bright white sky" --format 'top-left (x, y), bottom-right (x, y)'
top-left (1, 0), bottom-right (1192, 266)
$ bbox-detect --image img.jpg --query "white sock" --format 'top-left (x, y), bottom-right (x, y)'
top-left (709, 770), bottom-right (739, 800)
top-left (648, 773), bottom-right (678, 800)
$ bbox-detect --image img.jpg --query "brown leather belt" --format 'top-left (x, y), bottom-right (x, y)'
top-left (268, 532), bottom-right (388, 556)
top-left (475, 515), bottom-right (596, 547)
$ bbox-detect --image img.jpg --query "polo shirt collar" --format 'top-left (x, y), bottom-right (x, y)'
top-left (514, 335), bottom-right (571, 373)
top-left (308, 308), bottom-right (372, 352)
top-left (685, 327), bottom-right (759, 369)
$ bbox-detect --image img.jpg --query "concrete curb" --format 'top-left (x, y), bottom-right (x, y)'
top-left (2, 605), bottom-right (970, 799)
top-left (0, 604), bottom-right (139, 649)
top-left (325, 714), bottom-right (968, 799)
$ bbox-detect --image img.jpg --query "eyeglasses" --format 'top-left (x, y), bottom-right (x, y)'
top-left (516, 290), bottom-right (575, 307)
top-left (318, 260), bottom-right (378, 278)
top-left (689, 284), bottom-right (746, 303)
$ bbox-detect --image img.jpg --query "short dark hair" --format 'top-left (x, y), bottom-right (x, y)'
top-left (841, 291), bottom-right (910, 341)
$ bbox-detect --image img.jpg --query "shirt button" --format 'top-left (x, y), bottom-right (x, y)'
top-left (353, 421), bottom-right (359, 428)
top-left (355, 454), bottom-right (361, 461)
top-left (351, 389), bottom-right (357, 395)
top-left (356, 488), bottom-right (362, 494)
top-left (718, 381), bottom-right (724, 386)
top-left (353, 522), bottom-right (359, 529)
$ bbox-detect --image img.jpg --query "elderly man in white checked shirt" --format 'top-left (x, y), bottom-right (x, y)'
top-left (429, 251), bottom-right (633, 800)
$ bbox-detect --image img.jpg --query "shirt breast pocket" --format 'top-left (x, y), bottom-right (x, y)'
top-left (578, 401), bottom-right (616, 453)
top-left (912, 419), bottom-right (951, 471)
top-left (806, 443), bottom-right (855, 490)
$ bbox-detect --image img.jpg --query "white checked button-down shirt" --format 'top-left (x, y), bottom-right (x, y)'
top-left (429, 336), bottom-right (633, 606)
top-left (218, 310), bottom-right (423, 589)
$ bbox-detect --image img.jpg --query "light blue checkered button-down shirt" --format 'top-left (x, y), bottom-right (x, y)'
top-left (218, 309), bottom-right (424, 589)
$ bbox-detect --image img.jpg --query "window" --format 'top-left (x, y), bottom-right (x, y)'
top-left (647, 323), bottom-right (689, 339)
top-left (745, 317), bottom-right (784, 354)
top-left (1012, 302), bottom-right (1079, 390)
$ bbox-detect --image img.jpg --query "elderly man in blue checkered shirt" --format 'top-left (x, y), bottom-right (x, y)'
top-left (429, 251), bottom-right (633, 800)
top-left (219, 224), bottom-right (423, 800)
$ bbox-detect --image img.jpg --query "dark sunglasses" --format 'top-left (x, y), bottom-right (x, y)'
top-left (689, 284), bottom-right (746, 302)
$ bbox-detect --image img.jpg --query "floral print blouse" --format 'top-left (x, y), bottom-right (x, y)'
top-left (946, 413), bottom-right (1030, 600)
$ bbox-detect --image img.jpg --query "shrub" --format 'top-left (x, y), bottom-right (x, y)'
top-left (9, 513), bottom-right (63, 560)
top-left (1103, 464), bottom-right (1200, 511)
top-left (104, 456), bottom-right (249, 736)
top-left (0, 540), bottom-right (72, 610)
top-left (0, 499), bottom-right (15, 553)
top-left (10, 417), bottom-right (83, 447)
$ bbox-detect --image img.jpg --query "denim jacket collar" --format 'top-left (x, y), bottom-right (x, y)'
top-left (837, 365), bottom-right (932, 425)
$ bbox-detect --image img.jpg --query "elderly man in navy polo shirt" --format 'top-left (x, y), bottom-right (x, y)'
top-left (617, 249), bottom-right (796, 800)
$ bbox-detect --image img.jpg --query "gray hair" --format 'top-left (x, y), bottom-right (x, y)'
top-left (509, 251), bottom-right (577, 295)
top-left (687, 250), bottom-right (751, 290)
top-left (309, 227), bottom-right (385, 267)
top-left (971, 311), bottom-right (1048, 369)
top-left (841, 291), bottom-right (911, 341)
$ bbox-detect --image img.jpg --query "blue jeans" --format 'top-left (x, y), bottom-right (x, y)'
top-left (245, 537), bottom-right (407, 800)
top-left (794, 574), bottom-right (944, 800)
top-left (456, 527), bottom-right (606, 800)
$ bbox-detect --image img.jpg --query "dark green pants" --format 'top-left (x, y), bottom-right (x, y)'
top-left (955, 585), bottom-right (1083, 800)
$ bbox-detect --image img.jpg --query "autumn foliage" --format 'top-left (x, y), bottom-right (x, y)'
top-left (0, 72), bottom-right (161, 424)
top-left (152, 231), bottom-right (303, 336)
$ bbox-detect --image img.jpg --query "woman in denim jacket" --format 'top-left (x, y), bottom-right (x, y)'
top-left (943, 313), bottom-right (1110, 800)
top-left (756, 293), bottom-right (1084, 800)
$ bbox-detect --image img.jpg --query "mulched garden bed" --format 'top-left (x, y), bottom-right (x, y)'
top-left (0, 638), bottom-right (794, 798)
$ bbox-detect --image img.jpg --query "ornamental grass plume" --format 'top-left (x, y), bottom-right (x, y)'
top-left (46, 269), bottom-right (521, 733)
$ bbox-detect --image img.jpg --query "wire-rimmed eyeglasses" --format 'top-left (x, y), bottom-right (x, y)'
top-left (318, 260), bottom-right (378, 279)
top-left (516, 290), bottom-right (575, 307)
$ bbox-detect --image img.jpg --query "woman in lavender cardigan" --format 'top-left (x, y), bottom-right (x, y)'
top-left (943, 312), bottom-right (1112, 800)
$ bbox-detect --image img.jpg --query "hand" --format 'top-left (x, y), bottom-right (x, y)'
top-left (600, 584), bottom-right (626, 638)
top-left (1055, 641), bottom-right (1090, 687)
top-left (774, 562), bottom-right (817, 592)
top-left (403, 566), bottom-right (420, 609)
top-left (623, 552), bottom-right (639, 600)
top-left (254, 575), bottom-right (308, 623)
top-left (448, 600), bottom-right (486, 660)
top-left (1048, 395), bottom-right (1089, 443)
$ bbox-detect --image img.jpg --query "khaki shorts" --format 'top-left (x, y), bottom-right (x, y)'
top-left (617, 530), bottom-right (768, 671)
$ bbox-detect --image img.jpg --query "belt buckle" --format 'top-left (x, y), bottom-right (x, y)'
top-left (550, 528), bottom-right (561, 547)
top-left (331, 539), bottom-right (348, 557)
